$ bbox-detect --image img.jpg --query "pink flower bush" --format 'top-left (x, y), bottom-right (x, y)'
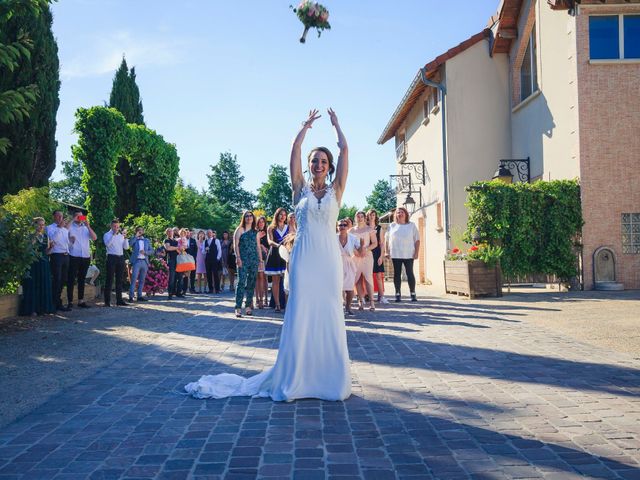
top-left (144, 257), bottom-right (169, 295)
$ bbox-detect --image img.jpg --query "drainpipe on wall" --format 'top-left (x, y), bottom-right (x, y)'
top-left (419, 67), bottom-right (450, 250)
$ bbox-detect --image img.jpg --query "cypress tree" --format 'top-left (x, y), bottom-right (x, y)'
top-left (0, 3), bottom-right (60, 196)
top-left (108, 57), bottom-right (144, 124)
top-left (108, 56), bottom-right (144, 218)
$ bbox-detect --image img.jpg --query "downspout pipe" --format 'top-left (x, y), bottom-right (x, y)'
top-left (419, 67), bottom-right (450, 249)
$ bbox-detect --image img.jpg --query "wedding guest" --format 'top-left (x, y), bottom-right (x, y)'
top-left (128, 226), bottom-right (153, 302)
top-left (20, 217), bottom-right (55, 316)
top-left (265, 208), bottom-right (289, 312)
top-left (195, 230), bottom-right (207, 293)
top-left (103, 219), bottom-right (130, 307)
top-left (177, 228), bottom-right (190, 296)
top-left (287, 212), bottom-right (297, 234)
top-left (367, 209), bottom-right (388, 304)
top-left (219, 231), bottom-right (232, 291)
top-left (344, 217), bottom-right (353, 229)
top-left (186, 229), bottom-right (198, 293)
top-left (351, 211), bottom-right (377, 311)
top-left (227, 243), bottom-right (237, 291)
top-left (233, 211), bottom-right (262, 317)
top-left (337, 218), bottom-right (362, 316)
top-left (255, 216), bottom-right (269, 308)
top-left (163, 227), bottom-right (180, 300)
top-left (386, 207), bottom-right (420, 302)
top-left (67, 211), bottom-right (97, 309)
top-left (204, 229), bottom-right (222, 293)
top-left (46, 210), bottom-right (71, 312)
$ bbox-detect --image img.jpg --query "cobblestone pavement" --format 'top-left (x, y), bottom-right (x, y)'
top-left (1, 289), bottom-right (639, 479)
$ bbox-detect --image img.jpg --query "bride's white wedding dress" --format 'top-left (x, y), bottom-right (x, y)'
top-left (185, 183), bottom-right (351, 401)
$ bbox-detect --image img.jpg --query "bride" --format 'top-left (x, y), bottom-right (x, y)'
top-left (185, 108), bottom-right (351, 401)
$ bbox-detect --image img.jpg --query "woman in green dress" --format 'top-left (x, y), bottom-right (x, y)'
top-left (20, 217), bottom-right (55, 316)
top-left (233, 211), bottom-right (264, 317)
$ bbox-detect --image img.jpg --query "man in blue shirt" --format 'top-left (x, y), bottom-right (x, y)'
top-left (129, 226), bottom-right (153, 302)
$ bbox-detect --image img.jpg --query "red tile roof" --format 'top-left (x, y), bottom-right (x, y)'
top-left (378, 29), bottom-right (491, 145)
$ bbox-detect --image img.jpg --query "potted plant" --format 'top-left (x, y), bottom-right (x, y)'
top-left (291, 1), bottom-right (331, 43)
top-left (444, 244), bottom-right (503, 298)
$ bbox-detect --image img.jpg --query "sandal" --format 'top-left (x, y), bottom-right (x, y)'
top-left (245, 307), bottom-right (252, 316)
top-left (235, 308), bottom-right (242, 318)
top-left (369, 304), bottom-right (376, 312)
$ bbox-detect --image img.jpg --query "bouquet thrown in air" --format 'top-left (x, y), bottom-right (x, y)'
top-left (291, 1), bottom-right (331, 43)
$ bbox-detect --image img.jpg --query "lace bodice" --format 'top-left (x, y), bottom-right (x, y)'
top-left (295, 183), bottom-right (339, 237)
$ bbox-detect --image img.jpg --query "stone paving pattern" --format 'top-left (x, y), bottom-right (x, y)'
top-left (1, 291), bottom-right (639, 479)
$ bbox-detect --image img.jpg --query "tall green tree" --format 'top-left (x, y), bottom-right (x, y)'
top-left (109, 56), bottom-right (144, 218)
top-left (257, 164), bottom-right (292, 215)
top-left (207, 152), bottom-right (255, 217)
top-left (49, 159), bottom-right (86, 206)
top-left (0, 0), bottom-right (60, 195)
top-left (108, 57), bottom-right (144, 124)
top-left (365, 179), bottom-right (396, 215)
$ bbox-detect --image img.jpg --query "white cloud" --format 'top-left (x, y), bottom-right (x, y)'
top-left (61, 30), bottom-right (190, 79)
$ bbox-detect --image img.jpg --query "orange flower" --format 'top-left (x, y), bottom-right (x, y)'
top-left (469, 246), bottom-right (479, 252)
top-left (452, 248), bottom-right (460, 254)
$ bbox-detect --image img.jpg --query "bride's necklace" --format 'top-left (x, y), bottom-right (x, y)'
top-left (310, 182), bottom-right (328, 209)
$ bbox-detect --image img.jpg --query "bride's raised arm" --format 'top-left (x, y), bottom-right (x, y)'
top-left (328, 108), bottom-right (348, 204)
top-left (290, 109), bottom-right (321, 202)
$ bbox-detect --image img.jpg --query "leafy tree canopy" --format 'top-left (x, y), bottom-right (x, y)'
top-left (207, 152), bottom-right (255, 217)
top-left (338, 204), bottom-right (359, 222)
top-left (365, 179), bottom-right (396, 216)
top-left (257, 164), bottom-right (292, 216)
top-left (49, 159), bottom-right (86, 207)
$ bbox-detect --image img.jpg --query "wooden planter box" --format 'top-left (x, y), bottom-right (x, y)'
top-left (444, 260), bottom-right (502, 298)
top-left (0, 294), bottom-right (20, 320)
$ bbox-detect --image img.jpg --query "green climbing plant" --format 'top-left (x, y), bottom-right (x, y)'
top-left (465, 180), bottom-right (583, 281)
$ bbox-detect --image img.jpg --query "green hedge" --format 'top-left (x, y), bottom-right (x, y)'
top-left (465, 180), bottom-right (583, 281)
top-left (72, 106), bottom-right (127, 275)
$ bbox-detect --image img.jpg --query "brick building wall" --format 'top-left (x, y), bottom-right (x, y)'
top-left (575, 5), bottom-right (640, 289)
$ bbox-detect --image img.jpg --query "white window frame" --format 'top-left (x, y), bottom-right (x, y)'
top-left (589, 14), bottom-right (640, 63)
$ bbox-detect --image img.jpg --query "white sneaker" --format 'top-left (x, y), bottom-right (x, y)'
top-left (380, 296), bottom-right (389, 304)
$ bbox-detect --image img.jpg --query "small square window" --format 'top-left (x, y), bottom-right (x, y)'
top-left (624, 15), bottom-right (640, 59)
top-left (589, 16), bottom-right (620, 60)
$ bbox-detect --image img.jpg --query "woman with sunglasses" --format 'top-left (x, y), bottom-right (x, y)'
top-left (232, 211), bottom-right (264, 317)
top-left (186, 108), bottom-right (351, 402)
top-left (337, 218), bottom-right (362, 316)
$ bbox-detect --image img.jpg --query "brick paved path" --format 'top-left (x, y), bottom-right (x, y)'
top-left (1, 293), bottom-right (639, 479)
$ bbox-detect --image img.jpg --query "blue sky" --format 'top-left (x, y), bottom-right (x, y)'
top-left (51, 0), bottom-right (499, 208)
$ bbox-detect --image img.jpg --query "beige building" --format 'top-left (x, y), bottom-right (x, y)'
top-left (378, 30), bottom-right (511, 290)
top-left (379, 0), bottom-right (640, 291)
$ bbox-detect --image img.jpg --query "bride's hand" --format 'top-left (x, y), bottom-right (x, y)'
top-left (327, 108), bottom-right (339, 126)
top-left (303, 109), bottom-right (321, 128)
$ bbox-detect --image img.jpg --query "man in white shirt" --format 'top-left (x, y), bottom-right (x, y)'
top-left (47, 210), bottom-right (71, 312)
top-left (103, 219), bottom-right (130, 307)
top-left (67, 211), bottom-right (97, 309)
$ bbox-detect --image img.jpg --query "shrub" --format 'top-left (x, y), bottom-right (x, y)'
top-left (0, 209), bottom-right (36, 294)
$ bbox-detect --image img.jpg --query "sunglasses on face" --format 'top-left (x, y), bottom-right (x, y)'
top-left (338, 224), bottom-right (347, 228)
top-left (244, 214), bottom-right (253, 218)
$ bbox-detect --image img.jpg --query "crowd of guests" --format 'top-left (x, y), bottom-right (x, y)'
top-left (20, 206), bottom-right (420, 318)
top-left (19, 210), bottom-right (238, 316)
